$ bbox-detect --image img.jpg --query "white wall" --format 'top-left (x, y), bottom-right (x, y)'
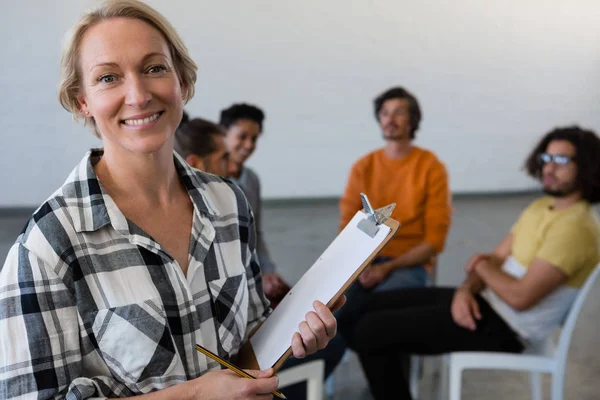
top-left (1, 0), bottom-right (599, 207)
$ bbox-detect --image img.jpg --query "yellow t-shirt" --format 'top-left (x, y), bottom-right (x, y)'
top-left (511, 197), bottom-right (600, 288)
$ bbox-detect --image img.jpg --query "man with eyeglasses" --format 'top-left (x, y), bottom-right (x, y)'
top-left (336, 86), bottom-right (452, 346)
top-left (347, 126), bottom-right (600, 400)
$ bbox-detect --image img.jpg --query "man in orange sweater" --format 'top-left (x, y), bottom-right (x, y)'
top-left (337, 86), bottom-right (452, 343)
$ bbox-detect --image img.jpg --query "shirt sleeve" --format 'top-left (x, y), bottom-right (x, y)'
top-left (339, 161), bottom-right (365, 231)
top-left (423, 159), bottom-right (452, 254)
top-left (535, 221), bottom-right (596, 277)
top-left (0, 242), bottom-right (128, 399)
top-left (242, 200), bottom-right (272, 334)
top-left (251, 175), bottom-right (277, 275)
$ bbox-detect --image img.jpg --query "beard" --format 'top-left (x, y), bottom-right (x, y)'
top-left (383, 135), bottom-right (406, 141)
top-left (542, 181), bottom-right (579, 198)
top-left (382, 126), bottom-right (409, 141)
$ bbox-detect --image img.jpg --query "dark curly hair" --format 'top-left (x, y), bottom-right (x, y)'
top-left (524, 126), bottom-right (600, 203)
top-left (373, 87), bottom-right (422, 139)
top-left (174, 111), bottom-right (224, 158)
top-left (219, 103), bottom-right (265, 132)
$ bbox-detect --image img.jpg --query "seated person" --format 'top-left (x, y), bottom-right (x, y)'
top-left (0, 2), bottom-right (341, 399)
top-left (337, 86), bottom-right (452, 344)
top-left (219, 103), bottom-right (291, 306)
top-left (174, 111), bottom-right (229, 176)
top-left (177, 109), bottom-right (347, 398)
top-left (350, 126), bottom-right (600, 400)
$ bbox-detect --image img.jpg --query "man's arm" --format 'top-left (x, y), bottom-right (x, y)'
top-left (460, 233), bottom-right (514, 294)
top-left (450, 233), bottom-right (514, 330)
top-left (242, 194), bottom-right (272, 335)
top-left (381, 242), bottom-right (436, 272)
top-left (473, 220), bottom-right (594, 311)
top-left (475, 258), bottom-right (567, 311)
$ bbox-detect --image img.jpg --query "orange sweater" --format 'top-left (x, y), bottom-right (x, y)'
top-left (340, 147), bottom-right (452, 259)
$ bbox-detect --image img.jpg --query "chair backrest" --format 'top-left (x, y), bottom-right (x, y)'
top-left (553, 264), bottom-right (600, 366)
top-left (277, 360), bottom-right (325, 400)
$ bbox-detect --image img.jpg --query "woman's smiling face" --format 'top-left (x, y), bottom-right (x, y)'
top-left (76, 17), bottom-right (186, 155)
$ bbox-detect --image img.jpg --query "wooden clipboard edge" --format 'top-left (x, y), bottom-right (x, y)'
top-left (266, 217), bottom-right (400, 371)
top-left (237, 339), bottom-right (260, 370)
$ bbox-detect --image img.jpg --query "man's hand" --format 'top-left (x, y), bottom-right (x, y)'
top-left (262, 273), bottom-right (290, 304)
top-left (358, 265), bottom-right (389, 289)
top-left (464, 253), bottom-right (491, 273)
top-left (451, 287), bottom-right (482, 331)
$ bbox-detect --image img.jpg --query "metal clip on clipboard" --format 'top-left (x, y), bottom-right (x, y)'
top-left (357, 193), bottom-right (396, 238)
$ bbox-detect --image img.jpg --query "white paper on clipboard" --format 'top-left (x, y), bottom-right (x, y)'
top-left (249, 210), bottom-right (392, 369)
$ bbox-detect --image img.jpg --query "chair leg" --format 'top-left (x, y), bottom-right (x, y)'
top-left (530, 371), bottom-right (542, 400)
top-left (439, 356), bottom-right (449, 400)
top-left (410, 356), bottom-right (421, 399)
top-left (551, 370), bottom-right (564, 400)
top-left (448, 359), bottom-right (463, 400)
top-left (307, 374), bottom-right (324, 400)
top-left (325, 374), bottom-right (335, 398)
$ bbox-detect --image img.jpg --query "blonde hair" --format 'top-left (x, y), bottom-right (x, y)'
top-left (58, 0), bottom-right (197, 137)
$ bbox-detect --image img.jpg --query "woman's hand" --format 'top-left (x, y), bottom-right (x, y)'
top-left (291, 297), bottom-right (346, 358)
top-left (187, 368), bottom-right (278, 400)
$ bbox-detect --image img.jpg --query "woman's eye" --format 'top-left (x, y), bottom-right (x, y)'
top-left (148, 65), bottom-right (167, 74)
top-left (98, 75), bottom-right (116, 84)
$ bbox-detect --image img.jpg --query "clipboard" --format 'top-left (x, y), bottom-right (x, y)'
top-left (236, 193), bottom-right (400, 371)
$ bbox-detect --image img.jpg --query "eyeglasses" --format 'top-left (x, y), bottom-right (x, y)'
top-left (538, 153), bottom-right (574, 166)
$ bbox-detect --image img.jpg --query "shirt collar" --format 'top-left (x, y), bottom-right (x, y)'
top-left (65, 148), bottom-right (216, 234)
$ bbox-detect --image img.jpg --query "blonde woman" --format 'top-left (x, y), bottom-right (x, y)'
top-left (0, 1), bottom-right (342, 399)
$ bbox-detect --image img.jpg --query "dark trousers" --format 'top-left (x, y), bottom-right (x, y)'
top-left (351, 287), bottom-right (524, 400)
top-left (336, 257), bottom-right (428, 347)
top-left (277, 332), bottom-right (347, 399)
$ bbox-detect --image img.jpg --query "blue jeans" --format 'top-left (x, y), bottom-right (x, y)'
top-left (370, 258), bottom-right (429, 292)
top-left (335, 257), bottom-right (429, 348)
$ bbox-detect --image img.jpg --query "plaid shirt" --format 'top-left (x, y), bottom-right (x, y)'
top-left (0, 149), bottom-right (271, 399)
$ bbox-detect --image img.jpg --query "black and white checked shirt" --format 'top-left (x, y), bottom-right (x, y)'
top-left (0, 149), bottom-right (271, 399)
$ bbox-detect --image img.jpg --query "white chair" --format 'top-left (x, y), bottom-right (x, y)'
top-left (409, 354), bottom-right (423, 398)
top-left (278, 359), bottom-right (325, 400)
top-left (439, 265), bottom-right (600, 400)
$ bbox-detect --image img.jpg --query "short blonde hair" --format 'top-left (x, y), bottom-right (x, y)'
top-left (58, 0), bottom-right (197, 137)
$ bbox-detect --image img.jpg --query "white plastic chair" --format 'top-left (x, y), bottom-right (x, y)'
top-left (278, 359), bottom-right (325, 400)
top-left (439, 265), bottom-right (600, 400)
top-left (409, 355), bottom-right (423, 398)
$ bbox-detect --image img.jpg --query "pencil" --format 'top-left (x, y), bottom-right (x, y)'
top-left (195, 344), bottom-right (287, 399)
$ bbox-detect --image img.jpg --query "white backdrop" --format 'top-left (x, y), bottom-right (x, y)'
top-left (2, 0), bottom-right (600, 207)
